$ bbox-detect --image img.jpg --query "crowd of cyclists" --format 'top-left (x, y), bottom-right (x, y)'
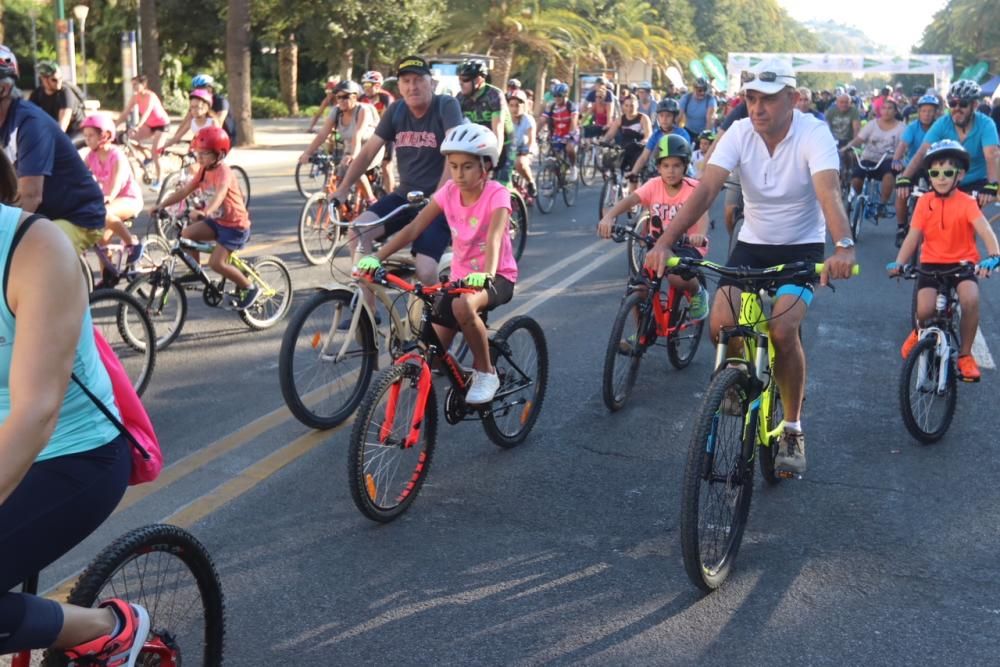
top-left (1, 36), bottom-right (999, 662)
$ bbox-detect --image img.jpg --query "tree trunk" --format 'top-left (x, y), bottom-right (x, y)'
top-left (491, 41), bottom-right (515, 92)
top-left (139, 0), bottom-right (162, 95)
top-left (226, 0), bottom-right (254, 145)
top-left (278, 34), bottom-right (299, 116)
top-left (0, 3), bottom-right (5, 45)
top-left (342, 47), bottom-right (354, 82)
top-left (534, 61), bottom-right (547, 120)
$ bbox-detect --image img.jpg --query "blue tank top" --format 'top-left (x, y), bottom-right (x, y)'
top-left (0, 206), bottom-right (120, 462)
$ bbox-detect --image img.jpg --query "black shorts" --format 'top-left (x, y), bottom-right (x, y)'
top-left (583, 125), bottom-right (606, 139)
top-left (916, 263), bottom-right (978, 291)
top-left (620, 143), bottom-right (645, 174)
top-left (852, 159), bottom-right (895, 181)
top-left (432, 275), bottom-right (515, 330)
top-left (720, 241), bottom-right (826, 292)
top-left (959, 179), bottom-right (987, 195)
top-left (368, 193), bottom-right (451, 262)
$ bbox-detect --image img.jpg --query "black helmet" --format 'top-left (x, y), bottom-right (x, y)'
top-left (459, 59), bottom-right (489, 80)
top-left (594, 75), bottom-right (608, 86)
top-left (694, 77), bottom-right (709, 90)
top-left (335, 80), bottom-right (362, 96)
top-left (656, 98), bottom-right (680, 115)
top-left (656, 134), bottom-right (692, 165)
top-left (923, 139), bottom-right (970, 172)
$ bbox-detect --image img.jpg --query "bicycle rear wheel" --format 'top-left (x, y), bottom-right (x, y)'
top-left (601, 291), bottom-right (649, 411)
top-left (563, 168), bottom-right (579, 206)
top-left (295, 158), bottom-right (328, 199)
top-left (279, 289), bottom-right (376, 429)
top-left (627, 215), bottom-right (648, 279)
top-left (231, 165), bottom-right (251, 204)
top-left (483, 315), bottom-right (548, 446)
top-left (849, 195), bottom-right (864, 241)
top-left (509, 191), bottom-right (529, 261)
top-left (680, 367), bottom-right (755, 592)
top-left (666, 283), bottom-right (705, 369)
top-left (298, 192), bottom-right (341, 265)
top-left (899, 336), bottom-right (957, 443)
top-left (536, 163), bottom-right (557, 214)
top-left (126, 272), bottom-right (188, 350)
top-left (348, 363), bottom-right (438, 522)
top-left (239, 255), bottom-right (293, 329)
top-left (89, 288), bottom-right (157, 396)
top-left (50, 524), bottom-right (225, 667)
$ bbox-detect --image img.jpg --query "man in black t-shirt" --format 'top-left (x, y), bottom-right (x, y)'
top-left (29, 61), bottom-right (85, 140)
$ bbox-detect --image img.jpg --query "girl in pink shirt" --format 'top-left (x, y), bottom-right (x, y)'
top-left (118, 76), bottom-right (170, 188)
top-left (357, 125), bottom-right (516, 404)
top-left (80, 114), bottom-right (144, 263)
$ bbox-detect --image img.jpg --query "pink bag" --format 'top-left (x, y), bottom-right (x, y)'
top-left (72, 327), bottom-right (163, 485)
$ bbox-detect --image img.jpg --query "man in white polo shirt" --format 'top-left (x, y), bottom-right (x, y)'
top-left (645, 58), bottom-right (856, 475)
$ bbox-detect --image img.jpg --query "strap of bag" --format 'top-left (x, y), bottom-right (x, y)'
top-left (70, 371), bottom-right (149, 459)
top-left (3, 213), bottom-right (49, 309)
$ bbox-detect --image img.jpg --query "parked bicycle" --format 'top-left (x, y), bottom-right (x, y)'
top-left (535, 141), bottom-right (579, 214)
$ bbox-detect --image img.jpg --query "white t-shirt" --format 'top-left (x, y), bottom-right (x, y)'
top-left (856, 119), bottom-right (904, 163)
top-left (709, 110), bottom-right (839, 245)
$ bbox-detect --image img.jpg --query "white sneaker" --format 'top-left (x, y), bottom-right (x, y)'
top-left (466, 370), bottom-right (501, 404)
top-left (568, 166), bottom-right (580, 182)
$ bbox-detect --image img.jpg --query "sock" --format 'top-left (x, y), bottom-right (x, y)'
top-left (784, 420), bottom-right (802, 433)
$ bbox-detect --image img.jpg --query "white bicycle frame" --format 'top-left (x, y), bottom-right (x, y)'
top-left (915, 325), bottom-right (951, 394)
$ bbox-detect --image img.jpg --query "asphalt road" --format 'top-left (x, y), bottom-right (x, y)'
top-left (21, 123), bottom-right (1000, 666)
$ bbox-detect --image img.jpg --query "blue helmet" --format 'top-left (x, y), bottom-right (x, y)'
top-left (553, 82), bottom-right (569, 97)
top-left (923, 139), bottom-right (970, 171)
top-left (191, 73), bottom-right (215, 88)
top-left (917, 94), bottom-right (940, 108)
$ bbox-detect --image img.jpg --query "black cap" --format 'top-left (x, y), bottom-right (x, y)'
top-left (396, 55), bottom-right (431, 77)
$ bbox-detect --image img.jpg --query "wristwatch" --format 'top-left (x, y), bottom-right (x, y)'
top-left (835, 237), bottom-right (855, 249)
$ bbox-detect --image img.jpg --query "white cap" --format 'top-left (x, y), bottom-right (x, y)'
top-left (740, 58), bottom-right (796, 95)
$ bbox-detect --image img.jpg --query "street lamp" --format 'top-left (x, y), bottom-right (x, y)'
top-left (72, 4), bottom-right (89, 97)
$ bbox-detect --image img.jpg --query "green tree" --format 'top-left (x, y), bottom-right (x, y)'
top-left (919, 0), bottom-right (1000, 72)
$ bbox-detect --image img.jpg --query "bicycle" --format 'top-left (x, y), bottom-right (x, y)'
top-left (10, 524), bottom-right (224, 667)
top-left (116, 128), bottom-right (183, 188)
top-left (156, 144), bottom-right (251, 213)
top-left (297, 163), bottom-right (385, 266)
top-left (597, 143), bottom-right (640, 223)
top-left (535, 141), bottom-right (579, 214)
top-left (838, 144), bottom-right (857, 208)
top-left (88, 288), bottom-right (157, 396)
top-left (346, 268), bottom-right (548, 522)
top-left (666, 257), bottom-right (858, 592)
top-left (294, 144), bottom-right (344, 199)
top-left (896, 264), bottom-right (977, 443)
top-left (602, 227), bottom-right (706, 411)
top-left (280, 195), bottom-right (455, 430)
top-left (126, 211), bottom-right (293, 350)
top-left (847, 151), bottom-right (893, 241)
top-left (79, 230), bottom-right (172, 293)
top-left (577, 134), bottom-right (603, 186)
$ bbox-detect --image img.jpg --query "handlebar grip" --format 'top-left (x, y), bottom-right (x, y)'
top-left (665, 256), bottom-right (682, 268)
top-left (814, 263), bottom-right (860, 276)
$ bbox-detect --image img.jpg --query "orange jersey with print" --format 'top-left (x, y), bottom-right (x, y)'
top-left (196, 163), bottom-right (250, 230)
top-left (633, 177), bottom-right (707, 255)
top-left (911, 191), bottom-right (981, 264)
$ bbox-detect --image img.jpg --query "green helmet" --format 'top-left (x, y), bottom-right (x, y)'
top-left (656, 134), bottom-right (691, 165)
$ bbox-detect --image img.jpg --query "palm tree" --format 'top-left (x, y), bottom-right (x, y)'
top-left (226, 0), bottom-right (254, 145)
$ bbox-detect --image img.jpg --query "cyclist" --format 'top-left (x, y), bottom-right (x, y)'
top-left (456, 59), bottom-right (514, 184)
top-left (356, 124), bottom-right (516, 404)
top-left (151, 126), bottom-right (259, 309)
top-left (190, 73), bottom-right (236, 143)
top-left (542, 82), bottom-right (580, 181)
top-left (897, 80), bottom-right (1000, 210)
top-left (161, 88), bottom-right (216, 155)
top-left (0, 149), bottom-right (149, 665)
top-left (678, 77), bottom-right (717, 139)
top-left (0, 46), bottom-right (106, 253)
top-left (691, 130), bottom-right (715, 179)
top-left (600, 93), bottom-right (651, 194)
top-left (331, 55), bottom-right (464, 286)
top-left (645, 59), bottom-right (857, 475)
top-left (796, 87), bottom-right (823, 120)
top-left (892, 94), bottom-right (941, 245)
top-left (597, 134), bottom-right (710, 319)
top-left (29, 60), bottom-right (86, 143)
top-left (901, 86), bottom-right (926, 122)
top-left (889, 140), bottom-right (1000, 382)
top-left (307, 77), bottom-right (339, 132)
top-left (825, 92), bottom-right (861, 149)
top-left (80, 114), bottom-right (144, 263)
top-left (299, 80), bottom-right (383, 205)
top-left (635, 81), bottom-right (657, 119)
top-left (582, 76), bottom-right (619, 143)
top-left (118, 75), bottom-right (171, 189)
top-left (626, 98), bottom-right (689, 180)
top-left (841, 96), bottom-right (904, 212)
top-left (508, 90), bottom-right (537, 196)
top-left (360, 71), bottom-right (396, 193)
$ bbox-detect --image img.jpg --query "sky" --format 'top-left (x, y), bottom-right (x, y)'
top-left (778, 0), bottom-right (949, 55)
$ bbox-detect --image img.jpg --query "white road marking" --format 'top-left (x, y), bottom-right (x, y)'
top-left (973, 326), bottom-right (995, 369)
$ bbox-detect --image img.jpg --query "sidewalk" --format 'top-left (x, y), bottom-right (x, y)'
top-left (228, 117), bottom-right (314, 170)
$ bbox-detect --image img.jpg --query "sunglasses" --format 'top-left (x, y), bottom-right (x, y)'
top-left (948, 99), bottom-right (971, 109)
top-left (459, 76), bottom-right (474, 83)
top-left (928, 168), bottom-right (957, 178)
top-left (336, 94), bottom-right (352, 100)
top-left (740, 71), bottom-right (795, 84)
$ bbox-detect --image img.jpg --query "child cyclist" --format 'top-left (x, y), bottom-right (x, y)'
top-left (356, 124), bottom-right (517, 404)
top-left (888, 139), bottom-right (1000, 381)
top-left (150, 126), bottom-right (259, 309)
top-left (597, 134), bottom-right (711, 320)
top-left (80, 113), bottom-right (145, 264)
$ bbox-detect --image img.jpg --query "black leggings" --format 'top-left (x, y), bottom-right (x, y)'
top-left (0, 436), bottom-right (130, 655)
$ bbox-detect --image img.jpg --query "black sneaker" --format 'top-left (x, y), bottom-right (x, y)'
top-left (125, 240), bottom-right (146, 266)
top-left (234, 285), bottom-right (260, 310)
top-left (775, 429), bottom-right (806, 474)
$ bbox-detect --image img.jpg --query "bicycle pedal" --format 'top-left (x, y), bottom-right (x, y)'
top-left (776, 469), bottom-right (800, 480)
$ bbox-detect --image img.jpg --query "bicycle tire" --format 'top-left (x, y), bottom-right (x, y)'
top-left (238, 255), bottom-right (293, 330)
top-left (536, 162), bottom-right (557, 214)
top-left (295, 158), bottom-right (329, 199)
top-left (279, 289), bottom-right (376, 429)
top-left (680, 367), bottom-right (755, 592)
top-left (849, 195), bottom-right (864, 241)
top-left (298, 192), bottom-right (340, 265)
top-left (580, 144), bottom-right (598, 186)
top-left (509, 191), bottom-right (529, 262)
top-left (231, 164), bottom-right (251, 205)
top-left (666, 282), bottom-right (706, 369)
top-left (758, 384), bottom-right (783, 485)
top-left (563, 167), bottom-right (579, 207)
top-left (626, 215), bottom-right (648, 279)
top-left (483, 315), bottom-right (548, 446)
top-left (899, 336), bottom-right (957, 443)
top-left (88, 288), bottom-right (157, 397)
top-left (348, 363), bottom-right (437, 522)
top-left (126, 272), bottom-right (188, 350)
top-left (155, 170), bottom-right (182, 207)
top-left (601, 291), bottom-right (649, 411)
top-left (51, 524), bottom-right (225, 667)
top-left (79, 253), bottom-right (95, 294)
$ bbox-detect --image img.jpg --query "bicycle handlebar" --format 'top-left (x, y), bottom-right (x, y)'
top-left (358, 268), bottom-right (479, 297)
top-left (899, 263), bottom-right (976, 280)
top-left (611, 224), bottom-right (704, 249)
top-left (665, 257), bottom-right (860, 280)
top-left (327, 196), bottom-right (428, 229)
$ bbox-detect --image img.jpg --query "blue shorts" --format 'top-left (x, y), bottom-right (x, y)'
top-left (205, 218), bottom-right (251, 251)
top-left (369, 193), bottom-right (451, 262)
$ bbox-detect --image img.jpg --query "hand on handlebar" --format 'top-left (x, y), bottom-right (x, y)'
top-left (886, 260), bottom-right (904, 277)
top-left (463, 273), bottom-right (492, 289)
top-left (977, 183), bottom-right (998, 208)
top-left (644, 238), bottom-right (674, 278)
top-left (895, 176), bottom-right (912, 199)
top-left (821, 247), bottom-right (857, 285)
top-left (597, 216), bottom-right (615, 239)
top-left (297, 151), bottom-right (312, 165)
top-left (976, 255), bottom-right (1000, 278)
top-left (685, 234), bottom-right (707, 248)
top-left (356, 255), bottom-right (382, 275)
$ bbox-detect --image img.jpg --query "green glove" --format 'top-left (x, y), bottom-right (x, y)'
top-left (464, 272), bottom-right (492, 289)
top-left (357, 255), bottom-right (381, 274)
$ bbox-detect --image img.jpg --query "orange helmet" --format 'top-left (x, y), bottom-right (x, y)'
top-left (192, 125), bottom-right (230, 156)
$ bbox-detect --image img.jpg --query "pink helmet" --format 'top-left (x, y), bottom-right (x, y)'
top-left (80, 114), bottom-right (116, 143)
top-left (189, 88), bottom-right (213, 105)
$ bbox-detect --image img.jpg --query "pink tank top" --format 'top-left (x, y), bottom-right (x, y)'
top-left (137, 91), bottom-right (169, 128)
top-left (86, 148), bottom-right (142, 202)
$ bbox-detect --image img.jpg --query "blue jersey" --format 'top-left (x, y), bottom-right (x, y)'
top-left (645, 126), bottom-right (690, 150)
top-left (923, 111), bottom-right (999, 184)
top-left (901, 120), bottom-right (932, 165)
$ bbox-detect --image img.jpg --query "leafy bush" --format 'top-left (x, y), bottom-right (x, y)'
top-left (251, 97), bottom-right (289, 119)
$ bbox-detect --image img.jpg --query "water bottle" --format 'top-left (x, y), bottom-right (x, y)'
top-left (935, 294), bottom-right (947, 312)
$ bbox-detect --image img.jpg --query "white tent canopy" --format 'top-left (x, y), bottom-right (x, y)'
top-left (726, 53), bottom-right (954, 95)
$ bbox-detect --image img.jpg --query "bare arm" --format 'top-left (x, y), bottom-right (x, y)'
top-left (597, 191), bottom-right (642, 236)
top-left (197, 179), bottom-right (229, 220)
top-left (972, 213), bottom-right (1000, 256)
top-left (0, 217), bottom-right (86, 504)
top-left (57, 108), bottom-right (73, 133)
top-left (300, 113), bottom-right (337, 162)
top-left (640, 114), bottom-right (652, 143)
top-left (901, 142), bottom-right (931, 179)
top-left (332, 135), bottom-right (386, 200)
top-left (151, 174), bottom-right (199, 211)
top-left (814, 168), bottom-right (856, 283)
top-left (118, 95), bottom-right (137, 125)
top-left (309, 95), bottom-right (332, 130)
top-left (164, 113), bottom-right (192, 147)
top-left (600, 118), bottom-right (621, 143)
top-left (985, 144), bottom-right (1000, 185)
top-left (18, 176), bottom-right (44, 213)
top-left (374, 199), bottom-right (444, 260)
top-left (893, 224), bottom-right (923, 267)
top-left (107, 151), bottom-right (129, 200)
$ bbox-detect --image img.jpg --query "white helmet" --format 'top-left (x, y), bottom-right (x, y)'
top-left (440, 124), bottom-right (500, 166)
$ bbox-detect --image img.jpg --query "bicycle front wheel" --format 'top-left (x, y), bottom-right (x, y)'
top-left (580, 144), bottom-right (599, 186)
top-left (89, 288), bottom-right (157, 396)
top-left (483, 315), bottom-right (548, 447)
top-left (849, 195), bottom-right (864, 241)
top-left (55, 524), bottom-right (225, 667)
top-left (239, 255), bottom-right (293, 329)
top-left (278, 289), bottom-right (376, 429)
top-left (295, 159), bottom-right (328, 199)
top-left (231, 165), bottom-right (251, 204)
top-left (126, 272), bottom-right (188, 350)
top-left (899, 336), bottom-right (957, 443)
top-left (536, 163), bottom-right (557, 214)
top-left (680, 367), bottom-right (755, 592)
top-left (666, 282), bottom-right (706, 370)
top-left (298, 192), bottom-right (339, 265)
top-left (509, 191), bottom-right (529, 262)
top-left (563, 168), bottom-right (579, 206)
top-left (601, 291), bottom-right (650, 411)
top-left (348, 363), bottom-right (438, 522)
top-left (627, 215), bottom-right (648, 279)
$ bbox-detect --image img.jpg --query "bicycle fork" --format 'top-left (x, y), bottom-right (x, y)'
top-left (917, 327), bottom-right (950, 393)
top-left (379, 358), bottom-right (433, 448)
